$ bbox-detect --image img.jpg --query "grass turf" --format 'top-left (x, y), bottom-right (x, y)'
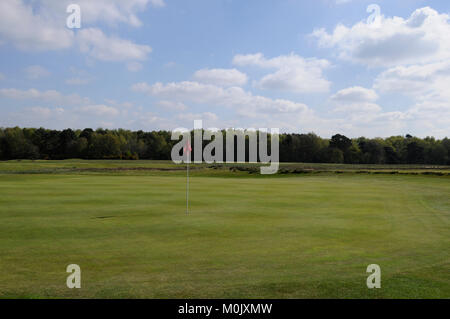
top-left (0, 162), bottom-right (449, 298)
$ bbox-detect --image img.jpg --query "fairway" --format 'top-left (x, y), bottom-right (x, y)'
top-left (0, 166), bottom-right (449, 298)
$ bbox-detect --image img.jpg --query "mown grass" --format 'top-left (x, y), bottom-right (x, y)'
top-left (0, 160), bottom-right (449, 298)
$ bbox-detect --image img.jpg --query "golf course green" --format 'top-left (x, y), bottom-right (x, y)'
top-left (0, 160), bottom-right (449, 298)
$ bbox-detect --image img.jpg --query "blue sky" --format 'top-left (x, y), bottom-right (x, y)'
top-left (0, 0), bottom-right (449, 137)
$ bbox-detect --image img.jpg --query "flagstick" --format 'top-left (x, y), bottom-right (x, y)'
top-left (186, 150), bottom-right (189, 215)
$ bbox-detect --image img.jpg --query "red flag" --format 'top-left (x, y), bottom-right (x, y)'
top-left (183, 140), bottom-right (192, 154)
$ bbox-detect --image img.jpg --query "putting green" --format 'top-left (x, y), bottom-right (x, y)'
top-left (0, 172), bottom-right (448, 298)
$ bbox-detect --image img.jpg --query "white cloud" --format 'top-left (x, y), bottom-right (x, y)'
top-left (156, 100), bottom-right (187, 111)
top-left (127, 62), bottom-right (144, 72)
top-left (331, 86), bottom-right (378, 103)
top-left (77, 28), bottom-right (152, 62)
top-left (312, 7), bottom-right (450, 67)
top-left (0, 88), bottom-right (167, 130)
top-left (0, 88), bottom-right (91, 105)
top-left (331, 87), bottom-right (381, 114)
top-left (330, 111), bottom-right (411, 138)
top-left (336, 0), bottom-right (352, 4)
top-left (233, 53), bottom-right (330, 93)
top-left (132, 81), bottom-right (224, 104)
top-left (132, 80), bottom-right (320, 133)
top-left (334, 103), bottom-right (382, 114)
top-left (0, 72), bottom-right (4, 80)
top-left (125, 111), bottom-right (178, 131)
top-left (65, 67), bottom-right (94, 85)
top-left (193, 68), bottom-right (248, 87)
top-left (373, 60), bottom-right (450, 135)
top-left (65, 78), bottom-right (92, 86)
top-left (0, 1), bottom-right (153, 67)
top-left (0, 88), bottom-right (56, 100)
top-left (78, 104), bottom-right (119, 117)
top-left (374, 61), bottom-right (450, 98)
top-left (131, 80), bottom-right (319, 134)
top-left (0, 0), bottom-right (74, 51)
top-left (41, 0), bottom-right (165, 27)
top-left (177, 112), bottom-right (219, 122)
top-left (132, 81), bottom-right (310, 114)
top-left (24, 65), bottom-right (51, 80)
top-left (104, 99), bottom-right (134, 109)
top-left (30, 106), bottom-right (65, 119)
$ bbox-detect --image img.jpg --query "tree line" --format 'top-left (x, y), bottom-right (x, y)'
top-left (0, 127), bottom-right (449, 165)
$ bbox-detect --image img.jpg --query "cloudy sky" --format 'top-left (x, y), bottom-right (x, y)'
top-left (0, 0), bottom-right (449, 138)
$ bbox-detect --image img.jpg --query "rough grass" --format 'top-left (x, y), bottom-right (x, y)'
top-left (1, 159), bottom-right (449, 175)
top-left (0, 161), bottom-right (449, 298)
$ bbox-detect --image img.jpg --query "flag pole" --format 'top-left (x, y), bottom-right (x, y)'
top-left (184, 139), bottom-right (192, 215)
top-left (186, 150), bottom-right (189, 215)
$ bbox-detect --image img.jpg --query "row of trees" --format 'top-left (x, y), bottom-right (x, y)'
top-left (279, 133), bottom-right (449, 165)
top-left (0, 127), bottom-right (449, 165)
